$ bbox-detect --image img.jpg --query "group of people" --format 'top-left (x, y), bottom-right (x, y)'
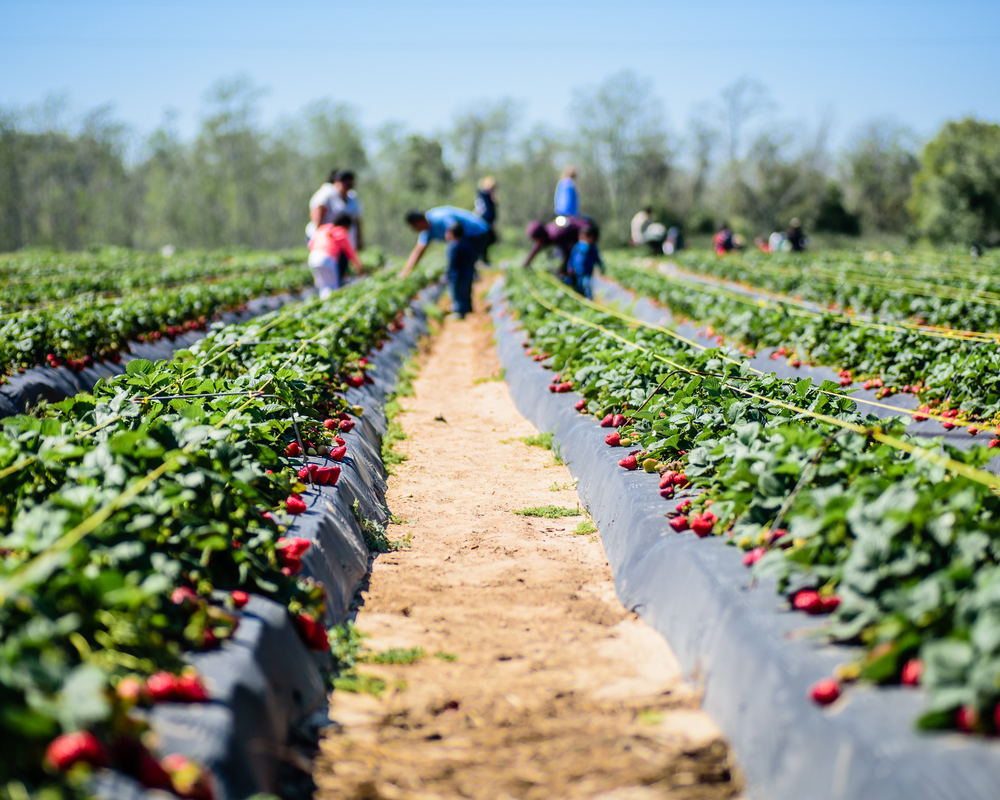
top-left (305, 170), bottom-right (365, 298)
top-left (713, 219), bottom-right (809, 256)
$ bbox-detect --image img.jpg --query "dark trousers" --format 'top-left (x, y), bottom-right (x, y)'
top-left (448, 270), bottom-right (474, 317)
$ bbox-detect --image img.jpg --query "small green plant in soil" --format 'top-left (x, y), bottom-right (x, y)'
top-left (472, 368), bottom-right (506, 385)
top-left (513, 505), bottom-right (581, 518)
top-left (363, 647), bottom-right (425, 665)
top-left (573, 520), bottom-right (598, 535)
top-left (352, 501), bottom-right (409, 552)
top-left (434, 651), bottom-right (458, 662)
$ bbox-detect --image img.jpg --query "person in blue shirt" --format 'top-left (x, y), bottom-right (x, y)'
top-left (474, 176), bottom-right (498, 265)
top-left (400, 206), bottom-right (489, 277)
top-left (566, 225), bottom-right (604, 300)
top-left (554, 165), bottom-right (579, 217)
top-left (445, 222), bottom-right (476, 318)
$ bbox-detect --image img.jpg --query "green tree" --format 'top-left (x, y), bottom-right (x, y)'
top-left (843, 119), bottom-right (919, 234)
top-left (909, 118), bottom-right (1000, 244)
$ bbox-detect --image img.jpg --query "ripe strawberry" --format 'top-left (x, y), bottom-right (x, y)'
top-left (161, 754), bottom-right (214, 800)
top-left (913, 414), bottom-right (928, 422)
top-left (174, 672), bottom-right (209, 702)
top-left (810, 678), bottom-right (840, 705)
top-left (574, 398), bottom-right (586, 411)
top-left (330, 445), bottom-right (347, 461)
top-left (791, 359), bottom-right (801, 368)
top-left (968, 426), bottom-right (979, 436)
top-left (137, 750), bottom-right (174, 790)
top-left (298, 464), bottom-right (319, 482)
top-left (793, 589), bottom-right (822, 613)
top-left (346, 374), bottom-right (365, 388)
top-left (46, 731), bottom-right (109, 771)
top-left (659, 486), bottom-right (674, 499)
top-left (900, 658), bottom-right (923, 686)
top-left (286, 442), bottom-right (301, 457)
top-left (690, 511), bottom-right (717, 537)
top-left (334, 436), bottom-right (346, 446)
top-left (548, 384), bottom-right (557, 393)
top-left (957, 704), bottom-right (979, 732)
top-left (144, 672), bottom-right (178, 702)
top-left (296, 612), bottom-right (330, 651)
top-left (340, 419), bottom-right (355, 433)
top-left (600, 413), bottom-right (614, 427)
top-left (821, 595), bottom-right (841, 613)
top-left (231, 590), bottom-right (249, 609)
top-left (942, 421), bottom-right (955, 431)
top-left (669, 515), bottom-right (689, 532)
top-left (277, 537), bottom-right (311, 559)
top-left (618, 454), bottom-right (638, 470)
top-left (556, 382), bottom-right (573, 392)
top-left (675, 500), bottom-right (691, 514)
top-left (285, 495), bottom-right (307, 515)
top-left (323, 419), bottom-right (338, 430)
top-left (990, 439), bottom-right (1000, 449)
top-left (605, 431), bottom-right (621, 446)
top-left (659, 471), bottom-right (676, 489)
top-left (611, 414), bottom-right (626, 427)
top-left (743, 547), bottom-right (765, 566)
top-left (171, 586), bottom-right (199, 606)
top-left (315, 465), bottom-right (341, 486)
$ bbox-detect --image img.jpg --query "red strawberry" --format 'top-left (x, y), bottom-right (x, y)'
top-left (334, 436), bottom-right (346, 446)
top-left (942, 421), bottom-right (955, 431)
top-left (605, 431), bottom-right (621, 446)
top-left (618, 454), bottom-right (638, 470)
top-left (611, 414), bottom-right (626, 427)
top-left (810, 678), bottom-right (840, 705)
top-left (669, 515), bottom-right (689, 532)
top-left (743, 547), bottom-right (765, 566)
top-left (690, 511), bottom-right (717, 537)
top-left (171, 586), bottom-right (199, 606)
top-left (793, 589), bottom-right (822, 613)
top-left (285, 495), bottom-right (307, 515)
top-left (548, 384), bottom-right (557, 393)
top-left (821, 594), bottom-right (841, 613)
top-left (231, 590), bottom-right (249, 609)
top-left (676, 499), bottom-right (691, 514)
top-left (957, 705), bottom-right (979, 732)
top-left (600, 413), bottom-right (614, 428)
top-left (340, 419), bottom-right (355, 433)
top-left (659, 486), bottom-right (675, 499)
top-left (991, 439), bottom-right (1000, 449)
top-left (174, 673), bottom-right (209, 702)
top-left (968, 426), bottom-right (979, 436)
top-left (296, 612), bottom-right (330, 651)
top-left (144, 672), bottom-right (178, 702)
top-left (298, 464), bottom-right (320, 482)
top-left (138, 750), bottom-right (174, 790)
top-left (900, 658), bottom-right (923, 686)
top-left (673, 473), bottom-right (688, 487)
top-left (323, 419), bottom-right (338, 430)
top-left (330, 445), bottom-right (347, 461)
top-left (286, 441), bottom-right (301, 457)
top-left (556, 382), bottom-right (573, 392)
top-left (45, 731), bottom-right (109, 771)
top-left (791, 359), bottom-right (801, 368)
top-left (659, 471), bottom-right (677, 489)
top-left (913, 414), bottom-right (928, 422)
top-left (315, 465), bottom-right (341, 486)
top-left (574, 398), bottom-right (586, 411)
top-left (277, 537), bottom-right (311, 559)
top-left (346, 375), bottom-right (365, 388)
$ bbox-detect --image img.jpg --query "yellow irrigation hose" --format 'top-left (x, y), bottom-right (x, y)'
top-left (549, 271), bottom-right (983, 428)
top-left (0, 274), bottom-right (397, 602)
top-left (625, 260), bottom-right (1000, 344)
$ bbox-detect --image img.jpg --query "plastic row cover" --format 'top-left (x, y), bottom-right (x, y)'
top-left (489, 277), bottom-right (1000, 800)
top-left (93, 283), bottom-right (441, 800)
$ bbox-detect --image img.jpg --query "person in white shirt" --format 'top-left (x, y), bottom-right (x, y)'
top-left (306, 170), bottom-right (364, 280)
top-left (630, 206), bottom-right (667, 255)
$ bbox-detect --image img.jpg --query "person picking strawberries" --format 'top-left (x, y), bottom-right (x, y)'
top-left (308, 213), bottom-right (365, 299)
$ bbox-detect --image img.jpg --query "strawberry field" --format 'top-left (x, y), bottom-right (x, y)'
top-left (502, 255), bottom-right (1000, 737)
top-left (0, 253), bottom-right (440, 800)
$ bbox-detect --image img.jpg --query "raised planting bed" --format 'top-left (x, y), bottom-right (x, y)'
top-left (0, 262), bottom-right (443, 800)
top-left (490, 270), bottom-right (1000, 800)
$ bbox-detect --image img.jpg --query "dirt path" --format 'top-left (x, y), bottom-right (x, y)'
top-left (313, 285), bottom-right (742, 800)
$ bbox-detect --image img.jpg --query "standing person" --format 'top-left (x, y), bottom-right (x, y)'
top-left (474, 176), bottom-right (499, 265)
top-left (400, 206), bottom-right (490, 277)
top-left (554, 165), bottom-right (579, 218)
top-left (308, 214), bottom-right (365, 299)
top-left (567, 225), bottom-right (604, 300)
top-left (786, 218), bottom-right (808, 252)
top-left (522, 216), bottom-right (591, 276)
top-left (445, 222), bottom-right (476, 318)
top-left (308, 170), bottom-right (364, 281)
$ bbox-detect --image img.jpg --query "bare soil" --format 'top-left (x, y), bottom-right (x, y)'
top-left (313, 284), bottom-right (742, 800)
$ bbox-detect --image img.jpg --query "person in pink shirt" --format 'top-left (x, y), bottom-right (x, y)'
top-left (308, 213), bottom-right (364, 298)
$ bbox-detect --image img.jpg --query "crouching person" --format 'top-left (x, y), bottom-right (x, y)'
top-left (308, 213), bottom-right (364, 299)
top-left (446, 222), bottom-right (476, 318)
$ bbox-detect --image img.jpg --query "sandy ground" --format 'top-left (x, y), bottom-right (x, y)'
top-left (313, 284), bottom-right (742, 800)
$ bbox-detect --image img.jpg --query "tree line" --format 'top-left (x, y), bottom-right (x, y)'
top-left (1, 71), bottom-right (998, 254)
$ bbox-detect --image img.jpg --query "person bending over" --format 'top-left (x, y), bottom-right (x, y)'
top-left (445, 222), bottom-right (476, 319)
top-left (523, 216), bottom-right (592, 277)
top-left (400, 206), bottom-right (489, 278)
top-left (567, 225), bottom-right (604, 300)
top-left (308, 214), bottom-right (364, 299)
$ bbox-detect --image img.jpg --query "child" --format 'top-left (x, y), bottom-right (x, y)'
top-left (445, 222), bottom-right (476, 318)
top-left (566, 225), bottom-right (603, 300)
top-left (308, 213), bottom-right (364, 299)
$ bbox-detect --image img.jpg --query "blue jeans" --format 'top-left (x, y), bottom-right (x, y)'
top-left (449, 272), bottom-right (474, 316)
top-left (575, 273), bottom-right (593, 299)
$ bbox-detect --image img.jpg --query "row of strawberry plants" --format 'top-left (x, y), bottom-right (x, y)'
top-left (674, 250), bottom-right (1000, 333)
top-left (506, 268), bottom-right (1000, 734)
top-left (0, 262), bottom-right (318, 383)
top-left (0, 249), bottom-right (304, 306)
top-left (604, 255), bottom-right (1000, 423)
top-left (0, 259), bottom-right (440, 800)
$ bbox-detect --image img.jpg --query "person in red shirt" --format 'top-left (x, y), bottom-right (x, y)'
top-left (308, 213), bottom-right (364, 298)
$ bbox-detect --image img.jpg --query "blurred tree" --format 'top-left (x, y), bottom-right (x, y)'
top-left (842, 119), bottom-right (919, 234)
top-left (909, 118), bottom-right (1000, 245)
top-left (449, 98), bottom-right (521, 179)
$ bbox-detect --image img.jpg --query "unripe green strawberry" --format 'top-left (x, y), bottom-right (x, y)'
top-left (642, 458), bottom-right (658, 472)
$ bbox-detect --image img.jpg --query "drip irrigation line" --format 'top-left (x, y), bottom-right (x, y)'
top-left (517, 273), bottom-right (999, 490)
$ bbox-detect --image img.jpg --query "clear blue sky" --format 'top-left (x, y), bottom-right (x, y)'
top-left (2, 0), bottom-right (998, 149)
